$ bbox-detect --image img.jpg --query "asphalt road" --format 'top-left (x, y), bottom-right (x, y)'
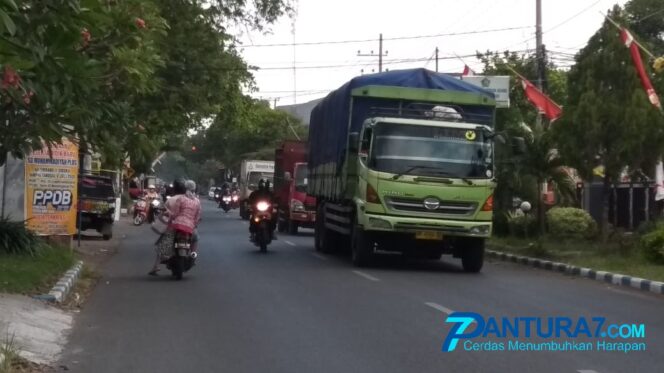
top-left (60, 200), bottom-right (664, 373)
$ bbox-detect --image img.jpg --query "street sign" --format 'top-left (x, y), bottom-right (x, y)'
top-left (461, 75), bottom-right (510, 108)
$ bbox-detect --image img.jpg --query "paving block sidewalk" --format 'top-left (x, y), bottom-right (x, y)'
top-left (0, 294), bottom-right (73, 365)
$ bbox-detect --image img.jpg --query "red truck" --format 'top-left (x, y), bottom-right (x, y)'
top-left (274, 141), bottom-right (316, 235)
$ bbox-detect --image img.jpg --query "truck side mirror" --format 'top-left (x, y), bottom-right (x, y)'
top-left (284, 172), bottom-right (292, 181)
top-left (349, 132), bottom-right (359, 152)
top-left (512, 137), bottom-right (527, 155)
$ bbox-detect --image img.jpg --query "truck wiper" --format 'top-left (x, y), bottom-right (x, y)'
top-left (427, 170), bottom-right (474, 185)
top-left (393, 166), bottom-right (474, 185)
top-left (392, 165), bottom-right (439, 180)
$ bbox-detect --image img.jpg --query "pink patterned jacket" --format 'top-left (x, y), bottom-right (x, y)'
top-left (165, 194), bottom-right (201, 234)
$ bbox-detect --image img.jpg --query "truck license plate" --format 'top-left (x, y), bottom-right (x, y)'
top-left (415, 231), bottom-right (443, 240)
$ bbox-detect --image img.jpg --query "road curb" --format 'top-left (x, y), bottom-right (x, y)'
top-left (34, 260), bottom-right (84, 303)
top-left (486, 249), bottom-right (664, 296)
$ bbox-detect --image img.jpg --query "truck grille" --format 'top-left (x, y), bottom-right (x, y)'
top-left (386, 197), bottom-right (477, 216)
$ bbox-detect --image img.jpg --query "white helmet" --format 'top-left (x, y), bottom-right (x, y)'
top-left (148, 184), bottom-right (156, 189)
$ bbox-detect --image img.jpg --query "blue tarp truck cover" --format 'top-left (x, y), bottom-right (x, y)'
top-left (307, 68), bottom-right (495, 173)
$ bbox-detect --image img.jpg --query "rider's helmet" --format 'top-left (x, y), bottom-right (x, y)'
top-left (258, 178), bottom-right (267, 191)
top-left (173, 178), bottom-right (187, 195)
top-left (148, 184), bottom-right (156, 191)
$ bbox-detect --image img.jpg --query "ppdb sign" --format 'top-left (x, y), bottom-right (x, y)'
top-left (24, 139), bottom-right (79, 235)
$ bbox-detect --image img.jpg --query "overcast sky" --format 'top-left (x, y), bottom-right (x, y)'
top-left (236, 0), bottom-right (628, 106)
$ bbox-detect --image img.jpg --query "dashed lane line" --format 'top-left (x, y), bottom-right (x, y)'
top-left (424, 302), bottom-right (454, 315)
top-left (352, 270), bottom-right (380, 282)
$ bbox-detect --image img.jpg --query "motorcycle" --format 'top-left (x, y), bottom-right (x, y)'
top-left (147, 198), bottom-right (163, 223)
top-left (162, 230), bottom-right (197, 280)
top-left (250, 200), bottom-right (274, 253)
top-left (219, 193), bottom-right (232, 212)
top-left (231, 191), bottom-right (240, 209)
top-left (152, 211), bottom-right (198, 280)
top-left (133, 198), bottom-right (148, 225)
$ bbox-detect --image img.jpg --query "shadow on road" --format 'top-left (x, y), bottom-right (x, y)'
top-left (316, 248), bottom-right (467, 274)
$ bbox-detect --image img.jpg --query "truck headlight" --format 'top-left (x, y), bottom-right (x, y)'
top-left (470, 225), bottom-right (491, 235)
top-left (291, 199), bottom-right (305, 212)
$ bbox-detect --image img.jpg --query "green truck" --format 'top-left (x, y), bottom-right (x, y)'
top-left (307, 68), bottom-right (497, 271)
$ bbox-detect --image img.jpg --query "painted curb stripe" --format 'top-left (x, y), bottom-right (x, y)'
top-left (488, 249), bottom-right (663, 296)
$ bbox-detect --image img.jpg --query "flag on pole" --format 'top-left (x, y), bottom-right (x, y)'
top-left (621, 28), bottom-right (661, 109)
top-left (520, 78), bottom-right (563, 121)
top-left (462, 65), bottom-right (475, 76)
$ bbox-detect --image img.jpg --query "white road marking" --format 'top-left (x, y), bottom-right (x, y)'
top-left (311, 253), bottom-right (328, 261)
top-left (424, 302), bottom-right (454, 315)
top-left (577, 370), bottom-right (600, 373)
top-left (285, 240), bottom-right (296, 247)
top-left (352, 270), bottom-right (380, 282)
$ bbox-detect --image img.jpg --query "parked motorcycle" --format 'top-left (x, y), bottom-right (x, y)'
top-left (133, 198), bottom-right (148, 225)
top-left (250, 200), bottom-right (274, 252)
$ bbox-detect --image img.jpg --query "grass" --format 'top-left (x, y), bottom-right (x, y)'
top-left (0, 333), bottom-right (19, 373)
top-left (489, 235), bottom-right (664, 282)
top-left (0, 246), bottom-right (76, 294)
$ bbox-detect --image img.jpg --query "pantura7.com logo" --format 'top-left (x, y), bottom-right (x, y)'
top-left (442, 312), bottom-right (646, 353)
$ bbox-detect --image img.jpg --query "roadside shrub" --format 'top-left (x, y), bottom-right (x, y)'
top-left (0, 218), bottom-right (42, 256)
top-left (507, 212), bottom-right (538, 238)
top-left (546, 207), bottom-right (597, 239)
top-left (493, 212), bottom-right (510, 237)
top-left (640, 229), bottom-right (664, 265)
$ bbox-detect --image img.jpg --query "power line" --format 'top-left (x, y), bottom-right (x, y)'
top-left (499, 0), bottom-right (605, 51)
top-left (239, 25), bottom-right (532, 48)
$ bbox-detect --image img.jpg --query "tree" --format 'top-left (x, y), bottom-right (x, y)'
top-left (554, 5), bottom-right (664, 240)
top-left (476, 51), bottom-right (573, 235)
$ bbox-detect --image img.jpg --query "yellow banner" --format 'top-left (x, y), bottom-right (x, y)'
top-left (25, 139), bottom-right (79, 235)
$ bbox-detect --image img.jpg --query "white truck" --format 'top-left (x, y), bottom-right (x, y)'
top-left (239, 160), bottom-right (275, 219)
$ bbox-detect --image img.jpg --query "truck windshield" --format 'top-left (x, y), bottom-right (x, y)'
top-left (371, 122), bottom-right (493, 179)
top-left (294, 164), bottom-right (308, 193)
top-left (248, 172), bottom-right (274, 191)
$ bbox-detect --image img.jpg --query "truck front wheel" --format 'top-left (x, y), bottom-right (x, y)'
top-left (288, 220), bottom-right (299, 235)
top-left (460, 237), bottom-right (485, 273)
top-left (351, 225), bottom-right (372, 267)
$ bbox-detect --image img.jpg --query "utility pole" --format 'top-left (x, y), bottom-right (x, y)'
top-left (435, 47), bottom-right (439, 72)
top-left (357, 33), bottom-right (388, 73)
top-left (535, 0), bottom-right (544, 90)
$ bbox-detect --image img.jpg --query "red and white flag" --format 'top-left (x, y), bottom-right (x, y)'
top-left (521, 78), bottom-right (563, 122)
top-left (621, 28), bottom-right (661, 109)
top-left (462, 65), bottom-right (475, 76)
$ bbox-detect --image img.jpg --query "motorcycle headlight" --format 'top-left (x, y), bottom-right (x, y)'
top-left (151, 200), bottom-right (160, 207)
top-left (291, 199), bottom-right (305, 211)
top-left (223, 196), bottom-right (231, 201)
top-left (256, 201), bottom-right (270, 212)
top-left (232, 196), bottom-right (239, 201)
top-left (215, 194), bottom-right (219, 198)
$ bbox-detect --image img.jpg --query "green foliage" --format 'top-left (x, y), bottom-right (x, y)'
top-left (546, 207), bottom-right (597, 239)
top-left (505, 211), bottom-right (538, 238)
top-left (639, 228), bottom-right (664, 264)
top-left (0, 217), bottom-right (41, 256)
top-left (0, 244), bottom-right (76, 293)
top-left (476, 51), bottom-right (575, 233)
top-left (554, 5), bottom-right (664, 238)
top-left (0, 0), bottom-right (293, 170)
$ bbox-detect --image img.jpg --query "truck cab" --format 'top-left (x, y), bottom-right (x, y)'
top-left (278, 162), bottom-right (316, 234)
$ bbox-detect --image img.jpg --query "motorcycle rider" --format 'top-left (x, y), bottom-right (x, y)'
top-left (247, 179), bottom-right (277, 240)
top-left (149, 178), bottom-right (201, 276)
top-left (145, 185), bottom-right (160, 222)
